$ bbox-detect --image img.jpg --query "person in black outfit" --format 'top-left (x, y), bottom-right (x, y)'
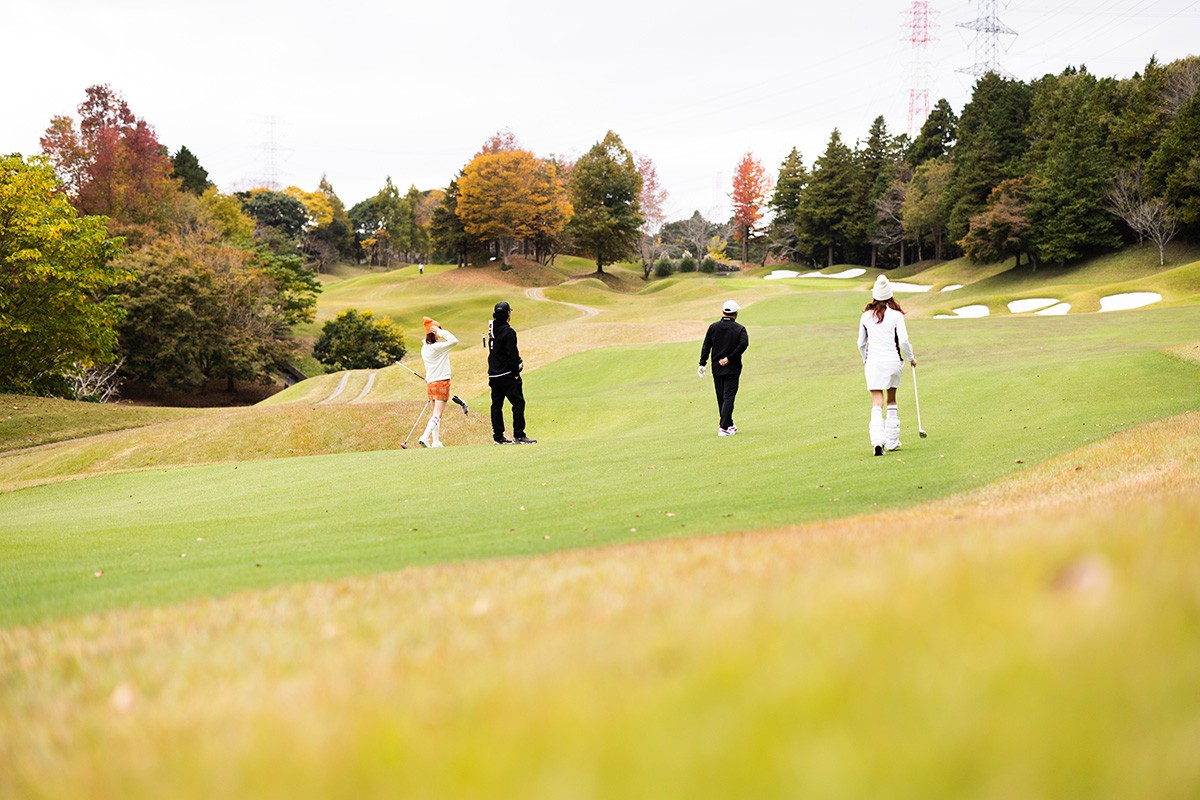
top-left (485, 301), bottom-right (536, 445)
top-left (698, 300), bottom-right (749, 436)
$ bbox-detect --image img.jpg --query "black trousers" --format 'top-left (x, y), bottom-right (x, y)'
top-left (489, 375), bottom-right (526, 440)
top-left (713, 373), bottom-right (739, 430)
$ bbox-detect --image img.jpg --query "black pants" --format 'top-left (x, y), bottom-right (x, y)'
top-left (713, 373), bottom-right (739, 430)
top-left (489, 376), bottom-right (526, 440)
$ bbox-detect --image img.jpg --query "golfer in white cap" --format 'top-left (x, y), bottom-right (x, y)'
top-left (857, 275), bottom-right (916, 456)
top-left (698, 300), bottom-right (749, 436)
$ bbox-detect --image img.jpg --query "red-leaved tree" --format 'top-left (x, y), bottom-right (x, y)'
top-left (636, 154), bottom-right (668, 278)
top-left (730, 153), bottom-right (773, 266)
top-left (40, 85), bottom-right (178, 244)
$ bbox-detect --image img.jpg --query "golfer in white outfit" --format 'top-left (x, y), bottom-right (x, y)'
top-left (857, 275), bottom-right (916, 456)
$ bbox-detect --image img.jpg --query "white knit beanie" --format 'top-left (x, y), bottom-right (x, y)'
top-left (872, 275), bottom-right (893, 301)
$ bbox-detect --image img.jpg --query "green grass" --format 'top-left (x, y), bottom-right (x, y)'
top-left (2, 283), bottom-right (1199, 625)
top-left (3, 244), bottom-right (1200, 797)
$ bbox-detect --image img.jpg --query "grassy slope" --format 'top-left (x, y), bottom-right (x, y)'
top-left (1, 278), bottom-right (1199, 624)
top-left (0, 395), bottom-right (199, 453)
top-left (2, 410), bottom-right (1197, 799)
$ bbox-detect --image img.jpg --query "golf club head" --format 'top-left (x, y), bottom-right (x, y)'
top-left (919, 429), bottom-right (928, 438)
top-left (400, 443), bottom-right (408, 449)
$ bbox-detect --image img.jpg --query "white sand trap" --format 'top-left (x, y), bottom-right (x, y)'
top-left (764, 270), bottom-right (801, 280)
top-left (1099, 292), bottom-right (1161, 312)
top-left (890, 282), bottom-right (931, 293)
top-left (940, 284), bottom-right (964, 292)
top-left (1036, 302), bottom-right (1071, 316)
top-left (1007, 298), bottom-right (1059, 313)
top-left (935, 304), bottom-right (990, 319)
top-left (795, 268), bottom-right (867, 279)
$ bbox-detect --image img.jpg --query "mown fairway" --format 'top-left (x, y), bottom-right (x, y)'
top-left (2, 250), bottom-right (1200, 797)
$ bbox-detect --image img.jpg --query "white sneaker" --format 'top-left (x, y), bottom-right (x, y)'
top-left (887, 440), bottom-right (902, 451)
top-left (418, 436), bottom-right (431, 448)
top-left (728, 424), bottom-right (737, 433)
top-left (718, 428), bottom-right (734, 437)
top-left (432, 441), bottom-right (445, 448)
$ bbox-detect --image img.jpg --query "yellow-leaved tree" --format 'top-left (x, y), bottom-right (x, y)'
top-left (455, 147), bottom-right (572, 266)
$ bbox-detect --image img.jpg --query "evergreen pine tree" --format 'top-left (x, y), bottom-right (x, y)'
top-left (171, 145), bottom-right (210, 195)
top-left (797, 129), bottom-right (860, 266)
top-left (1025, 68), bottom-right (1122, 263)
top-left (945, 74), bottom-right (1034, 244)
top-left (906, 99), bottom-right (958, 167)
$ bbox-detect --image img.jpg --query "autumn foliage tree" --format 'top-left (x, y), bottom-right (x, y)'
top-left (730, 152), bottom-right (773, 265)
top-left (636, 154), bottom-right (668, 279)
top-left (40, 85), bottom-right (179, 245)
top-left (456, 144), bottom-right (572, 266)
top-left (0, 155), bottom-right (127, 395)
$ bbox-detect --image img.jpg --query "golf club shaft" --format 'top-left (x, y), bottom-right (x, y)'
top-left (396, 361), bottom-right (425, 382)
top-left (402, 401), bottom-right (430, 447)
top-left (911, 365), bottom-right (924, 431)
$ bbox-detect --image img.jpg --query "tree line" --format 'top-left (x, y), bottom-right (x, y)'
top-left (751, 56), bottom-right (1200, 270)
top-left (4, 56), bottom-right (1197, 400)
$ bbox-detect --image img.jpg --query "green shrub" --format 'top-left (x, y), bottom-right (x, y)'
top-left (679, 255), bottom-right (697, 273)
top-left (654, 258), bottom-right (674, 277)
top-left (313, 309), bottom-right (406, 370)
top-left (700, 257), bottom-right (718, 273)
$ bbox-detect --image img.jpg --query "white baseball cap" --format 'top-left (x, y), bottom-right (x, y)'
top-left (722, 300), bottom-right (740, 314)
top-left (872, 275), bottom-right (893, 301)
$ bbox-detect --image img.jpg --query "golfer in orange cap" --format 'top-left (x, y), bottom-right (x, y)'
top-left (418, 317), bottom-right (458, 447)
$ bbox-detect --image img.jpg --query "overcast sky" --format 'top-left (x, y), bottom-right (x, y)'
top-left (4, 0), bottom-right (1198, 221)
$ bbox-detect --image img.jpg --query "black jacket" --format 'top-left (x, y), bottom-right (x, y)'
top-left (699, 317), bottom-right (749, 376)
top-left (486, 319), bottom-right (523, 379)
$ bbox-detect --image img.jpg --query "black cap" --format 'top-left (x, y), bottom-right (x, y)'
top-left (494, 301), bottom-right (511, 319)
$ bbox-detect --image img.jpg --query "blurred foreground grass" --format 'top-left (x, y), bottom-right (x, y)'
top-left (3, 411), bottom-right (1197, 798)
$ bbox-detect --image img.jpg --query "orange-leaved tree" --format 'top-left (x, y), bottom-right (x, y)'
top-left (456, 147), bottom-right (572, 266)
top-left (730, 152), bottom-right (773, 266)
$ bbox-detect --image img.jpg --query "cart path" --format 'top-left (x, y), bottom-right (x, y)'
top-left (317, 372), bottom-right (350, 404)
top-left (349, 371), bottom-right (378, 403)
top-left (524, 286), bottom-right (600, 318)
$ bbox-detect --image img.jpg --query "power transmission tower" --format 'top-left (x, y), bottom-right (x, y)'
top-left (902, 1), bottom-right (939, 136)
top-left (957, 0), bottom-right (1018, 79)
top-left (254, 115), bottom-right (291, 190)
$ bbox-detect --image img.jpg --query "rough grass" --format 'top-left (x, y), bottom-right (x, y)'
top-left (0, 395), bottom-right (199, 453)
top-left (2, 410), bottom-right (1197, 799)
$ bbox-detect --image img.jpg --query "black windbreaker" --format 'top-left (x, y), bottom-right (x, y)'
top-left (699, 317), bottom-right (749, 376)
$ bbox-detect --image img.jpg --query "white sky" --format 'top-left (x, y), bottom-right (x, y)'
top-left (3, 0), bottom-right (1198, 221)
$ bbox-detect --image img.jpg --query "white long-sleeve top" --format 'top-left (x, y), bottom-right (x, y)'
top-left (421, 328), bottom-right (458, 382)
top-left (857, 308), bottom-right (914, 364)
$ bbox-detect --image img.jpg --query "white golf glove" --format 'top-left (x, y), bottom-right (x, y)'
top-left (697, 365), bottom-right (706, 377)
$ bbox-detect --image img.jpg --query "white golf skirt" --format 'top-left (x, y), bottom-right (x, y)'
top-left (864, 360), bottom-right (903, 391)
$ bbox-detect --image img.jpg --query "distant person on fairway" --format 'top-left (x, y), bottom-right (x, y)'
top-left (418, 317), bottom-right (458, 448)
top-left (858, 275), bottom-right (916, 457)
top-left (698, 300), bottom-right (749, 437)
top-left (485, 301), bottom-right (536, 445)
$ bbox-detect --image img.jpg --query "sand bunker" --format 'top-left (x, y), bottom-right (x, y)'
top-left (796, 268), bottom-right (867, 279)
top-left (934, 305), bottom-right (990, 319)
top-left (1036, 303), bottom-right (1071, 316)
top-left (763, 270), bottom-right (801, 280)
top-left (940, 284), bottom-right (963, 292)
top-left (1099, 292), bottom-right (1162, 312)
top-left (1007, 298), bottom-right (1059, 313)
top-left (890, 282), bottom-right (931, 293)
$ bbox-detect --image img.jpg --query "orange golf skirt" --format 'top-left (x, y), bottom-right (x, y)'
top-left (427, 379), bottom-right (451, 402)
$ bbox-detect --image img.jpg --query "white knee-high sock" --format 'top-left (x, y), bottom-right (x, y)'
top-left (869, 406), bottom-right (885, 447)
top-left (885, 405), bottom-right (900, 449)
top-left (430, 416), bottom-right (442, 446)
top-left (421, 414), bottom-right (440, 442)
